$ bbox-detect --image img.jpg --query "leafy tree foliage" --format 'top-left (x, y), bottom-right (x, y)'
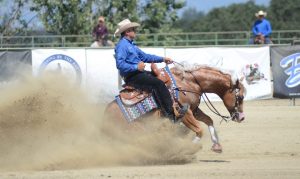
top-left (173, 7), bottom-right (204, 32)
top-left (30, 0), bottom-right (93, 35)
top-left (0, 0), bottom-right (31, 36)
top-left (268, 0), bottom-right (300, 30)
top-left (92, 0), bottom-right (184, 34)
top-left (140, 0), bottom-right (184, 33)
top-left (193, 1), bottom-right (265, 32)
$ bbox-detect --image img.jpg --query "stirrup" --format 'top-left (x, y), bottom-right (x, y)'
top-left (177, 103), bottom-right (190, 118)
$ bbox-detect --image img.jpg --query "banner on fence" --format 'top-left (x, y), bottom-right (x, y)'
top-left (166, 46), bottom-right (272, 100)
top-left (270, 45), bottom-right (300, 98)
top-left (32, 47), bottom-right (272, 102)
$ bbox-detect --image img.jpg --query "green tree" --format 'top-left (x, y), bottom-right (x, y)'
top-left (140, 0), bottom-right (185, 33)
top-left (92, 0), bottom-right (185, 45)
top-left (269, 0), bottom-right (300, 30)
top-left (196, 1), bottom-right (265, 32)
top-left (30, 0), bottom-right (93, 35)
top-left (173, 7), bottom-right (204, 32)
top-left (0, 0), bottom-right (31, 36)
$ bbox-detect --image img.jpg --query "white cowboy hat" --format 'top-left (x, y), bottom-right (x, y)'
top-left (255, 10), bottom-right (267, 17)
top-left (114, 19), bottom-right (140, 37)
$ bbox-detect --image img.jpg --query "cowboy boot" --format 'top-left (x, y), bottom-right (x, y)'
top-left (170, 103), bottom-right (190, 123)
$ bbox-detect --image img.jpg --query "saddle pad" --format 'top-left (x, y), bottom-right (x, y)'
top-left (115, 94), bottom-right (158, 123)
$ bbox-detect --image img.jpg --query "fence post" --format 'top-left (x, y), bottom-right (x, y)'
top-left (31, 36), bottom-right (34, 47)
top-left (154, 34), bottom-right (158, 46)
top-left (215, 33), bottom-right (218, 45)
top-left (246, 32), bottom-right (251, 44)
top-left (62, 36), bottom-right (65, 47)
top-left (186, 34), bottom-right (188, 46)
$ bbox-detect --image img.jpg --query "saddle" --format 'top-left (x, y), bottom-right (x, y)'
top-left (119, 63), bottom-right (172, 106)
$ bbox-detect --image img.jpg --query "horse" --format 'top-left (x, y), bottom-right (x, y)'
top-left (104, 63), bottom-right (246, 153)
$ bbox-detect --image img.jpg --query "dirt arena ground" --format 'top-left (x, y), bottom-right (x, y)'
top-left (0, 74), bottom-right (299, 179)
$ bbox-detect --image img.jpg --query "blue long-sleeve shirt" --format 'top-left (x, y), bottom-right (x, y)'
top-left (114, 37), bottom-right (164, 77)
top-left (252, 18), bottom-right (272, 37)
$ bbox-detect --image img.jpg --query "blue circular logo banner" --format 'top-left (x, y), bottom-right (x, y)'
top-left (38, 54), bottom-right (82, 84)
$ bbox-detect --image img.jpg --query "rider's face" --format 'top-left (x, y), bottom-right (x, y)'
top-left (125, 28), bottom-right (136, 39)
top-left (258, 15), bottom-right (264, 20)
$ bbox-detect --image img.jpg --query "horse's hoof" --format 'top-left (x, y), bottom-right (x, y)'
top-left (192, 136), bottom-right (201, 144)
top-left (211, 143), bottom-right (222, 153)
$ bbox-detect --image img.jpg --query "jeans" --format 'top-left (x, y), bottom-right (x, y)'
top-left (124, 71), bottom-right (174, 115)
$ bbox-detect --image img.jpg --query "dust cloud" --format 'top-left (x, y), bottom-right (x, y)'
top-left (0, 72), bottom-right (201, 171)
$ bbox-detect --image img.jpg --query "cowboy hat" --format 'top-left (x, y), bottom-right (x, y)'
top-left (255, 10), bottom-right (267, 17)
top-left (114, 19), bottom-right (140, 36)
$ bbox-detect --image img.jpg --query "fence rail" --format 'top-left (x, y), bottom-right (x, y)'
top-left (1, 30), bottom-right (300, 48)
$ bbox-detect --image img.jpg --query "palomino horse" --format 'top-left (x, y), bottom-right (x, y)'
top-left (105, 63), bottom-right (246, 153)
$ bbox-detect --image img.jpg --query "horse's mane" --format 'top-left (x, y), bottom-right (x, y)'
top-left (174, 61), bottom-right (238, 84)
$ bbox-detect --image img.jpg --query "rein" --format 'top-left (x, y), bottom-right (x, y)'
top-left (172, 61), bottom-right (232, 123)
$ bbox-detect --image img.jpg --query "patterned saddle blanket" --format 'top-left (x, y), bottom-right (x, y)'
top-left (115, 64), bottom-right (179, 123)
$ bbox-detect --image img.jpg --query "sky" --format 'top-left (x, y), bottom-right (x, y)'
top-left (180, 0), bottom-right (271, 14)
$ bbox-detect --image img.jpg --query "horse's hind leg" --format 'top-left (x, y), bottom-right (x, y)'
top-left (193, 107), bottom-right (222, 153)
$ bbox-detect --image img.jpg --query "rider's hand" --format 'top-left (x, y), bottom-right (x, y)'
top-left (137, 61), bottom-right (146, 71)
top-left (164, 57), bottom-right (173, 64)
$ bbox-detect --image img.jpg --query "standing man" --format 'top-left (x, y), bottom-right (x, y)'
top-left (250, 10), bottom-right (272, 44)
top-left (114, 19), bottom-right (188, 123)
top-left (92, 16), bottom-right (109, 46)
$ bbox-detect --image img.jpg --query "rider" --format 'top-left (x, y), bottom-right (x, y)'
top-left (250, 10), bottom-right (272, 44)
top-left (114, 19), bottom-right (188, 123)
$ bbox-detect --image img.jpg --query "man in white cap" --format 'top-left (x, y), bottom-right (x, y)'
top-left (250, 10), bottom-right (272, 44)
top-left (114, 19), bottom-right (188, 123)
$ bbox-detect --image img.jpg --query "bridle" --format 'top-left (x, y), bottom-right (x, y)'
top-left (230, 87), bottom-right (244, 122)
top-left (172, 61), bottom-right (243, 123)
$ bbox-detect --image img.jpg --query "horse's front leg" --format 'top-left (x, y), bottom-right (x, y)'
top-left (181, 108), bottom-right (203, 138)
top-left (193, 107), bottom-right (222, 153)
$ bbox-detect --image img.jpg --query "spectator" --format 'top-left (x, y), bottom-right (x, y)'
top-left (250, 10), bottom-right (272, 44)
top-left (92, 16), bottom-right (109, 46)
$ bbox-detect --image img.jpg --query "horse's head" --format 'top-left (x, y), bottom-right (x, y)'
top-left (222, 79), bottom-right (245, 123)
